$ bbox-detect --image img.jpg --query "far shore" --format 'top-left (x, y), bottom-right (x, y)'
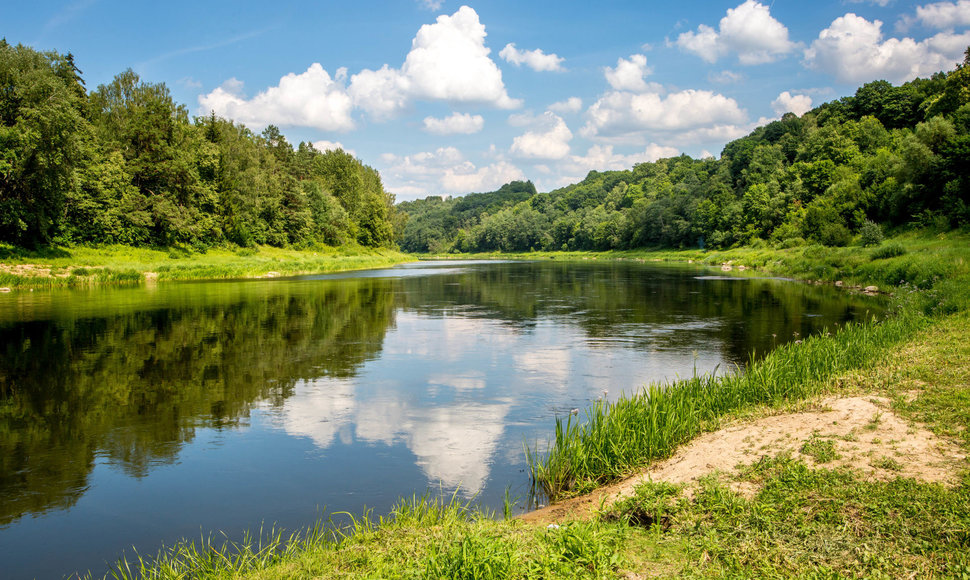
top-left (0, 244), bottom-right (413, 289)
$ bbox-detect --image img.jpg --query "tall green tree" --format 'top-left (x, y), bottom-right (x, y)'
top-left (0, 41), bottom-right (87, 245)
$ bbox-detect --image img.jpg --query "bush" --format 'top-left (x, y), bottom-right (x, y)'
top-left (819, 222), bottom-right (852, 247)
top-left (859, 220), bottom-right (885, 247)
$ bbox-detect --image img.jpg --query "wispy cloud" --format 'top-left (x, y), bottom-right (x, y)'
top-left (37, 0), bottom-right (99, 43)
top-left (136, 27), bottom-right (275, 69)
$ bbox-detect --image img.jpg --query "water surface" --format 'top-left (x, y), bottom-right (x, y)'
top-left (0, 260), bottom-right (881, 579)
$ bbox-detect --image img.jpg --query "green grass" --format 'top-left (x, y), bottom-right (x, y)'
top-left (799, 435), bottom-right (841, 463)
top-left (0, 243), bottom-right (412, 288)
top-left (100, 493), bottom-right (636, 580)
top-left (608, 456), bottom-right (970, 578)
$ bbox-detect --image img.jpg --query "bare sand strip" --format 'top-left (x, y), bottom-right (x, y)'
top-left (522, 396), bottom-right (967, 525)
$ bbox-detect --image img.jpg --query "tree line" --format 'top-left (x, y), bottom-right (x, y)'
top-left (1, 41), bottom-right (400, 249)
top-left (399, 49), bottom-right (970, 253)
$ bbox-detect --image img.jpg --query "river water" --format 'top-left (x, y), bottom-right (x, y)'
top-left (0, 260), bottom-right (881, 579)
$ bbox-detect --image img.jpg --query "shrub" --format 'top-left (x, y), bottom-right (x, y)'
top-left (819, 223), bottom-right (852, 247)
top-left (859, 220), bottom-right (885, 247)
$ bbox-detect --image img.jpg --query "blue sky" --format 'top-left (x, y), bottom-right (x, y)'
top-left (7, 0), bottom-right (970, 200)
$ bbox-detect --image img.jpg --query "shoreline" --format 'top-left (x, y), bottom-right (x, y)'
top-left (0, 244), bottom-right (414, 290)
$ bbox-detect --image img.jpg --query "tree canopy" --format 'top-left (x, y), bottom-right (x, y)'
top-left (0, 41), bottom-right (400, 249)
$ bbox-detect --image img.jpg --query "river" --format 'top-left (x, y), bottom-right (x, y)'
top-left (0, 259), bottom-right (882, 579)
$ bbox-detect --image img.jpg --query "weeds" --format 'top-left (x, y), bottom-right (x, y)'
top-left (871, 456), bottom-right (904, 471)
top-left (800, 435), bottom-right (841, 463)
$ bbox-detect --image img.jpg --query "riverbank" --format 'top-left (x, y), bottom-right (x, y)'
top-left (0, 244), bottom-right (412, 289)
top-left (88, 233), bottom-right (970, 579)
top-left (432, 230), bottom-right (969, 304)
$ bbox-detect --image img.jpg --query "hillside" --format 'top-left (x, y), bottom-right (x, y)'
top-left (398, 48), bottom-right (970, 254)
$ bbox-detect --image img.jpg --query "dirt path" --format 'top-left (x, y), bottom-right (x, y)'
top-left (521, 395), bottom-right (967, 525)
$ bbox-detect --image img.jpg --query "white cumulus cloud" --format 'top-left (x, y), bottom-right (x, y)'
top-left (198, 65), bottom-right (355, 131)
top-left (348, 65), bottom-right (411, 120)
top-left (200, 6), bottom-right (518, 130)
top-left (582, 89), bottom-right (747, 142)
top-left (381, 148), bottom-right (526, 199)
top-left (708, 70), bottom-right (744, 84)
top-left (440, 161), bottom-right (527, 193)
top-left (499, 43), bottom-right (565, 72)
top-left (402, 6), bottom-right (521, 108)
top-left (911, 0), bottom-right (970, 29)
top-left (549, 144), bottom-right (680, 188)
top-left (548, 97), bottom-right (583, 114)
top-left (604, 54), bottom-right (654, 91)
top-left (772, 91), bottom-right (813, 116)
top-left (805, 13), bottom-right (970, 83)
top-left (510, 112), bottom-right (573, 160)
top-left (675, 0), bottom-right (799, 64)
top-left (422, 112), bottom-right (485, 134)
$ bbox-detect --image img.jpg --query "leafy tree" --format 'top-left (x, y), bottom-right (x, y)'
top-left (0, 42), bottom-right (87, 245)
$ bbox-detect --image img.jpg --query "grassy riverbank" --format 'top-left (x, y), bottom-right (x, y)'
top-left (432, 230), bottom-right (970, 308)
top-left (0, 244), bottom-right (412, 288)
top-left (84, 233), bottom-right (970, 578)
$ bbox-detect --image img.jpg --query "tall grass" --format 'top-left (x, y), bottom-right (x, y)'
top-left (98, 492), bottom-right (490, 580)
top-left (106, 525), bottom-right (322, 580)
top-left (528, 301), bottom-right (929, 501)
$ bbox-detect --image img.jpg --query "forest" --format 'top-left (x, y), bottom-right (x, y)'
top-left (399, 49), bottom-right (970, 254)
top-left (0, 41), bottom-right (401, 250)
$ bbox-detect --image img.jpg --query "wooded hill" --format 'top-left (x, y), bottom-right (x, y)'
top-left (399, 49), bottom-right (970, 254)
top-left (0, 41), bottom-right (401, 250)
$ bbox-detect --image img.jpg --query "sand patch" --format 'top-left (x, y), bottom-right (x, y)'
top-left (0, 263), bottom-right (73, 278)
top-left (521, 396), bottom-right (967, 525)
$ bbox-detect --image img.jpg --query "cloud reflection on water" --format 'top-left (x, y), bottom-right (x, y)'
top-left (276, 313), bottom-right (524, 496)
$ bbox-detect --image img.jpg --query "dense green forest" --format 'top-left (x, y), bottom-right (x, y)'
top-left (0, 41), bottom-right (400, 249)
top-left (399, 49), bottom-right (970, 253)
